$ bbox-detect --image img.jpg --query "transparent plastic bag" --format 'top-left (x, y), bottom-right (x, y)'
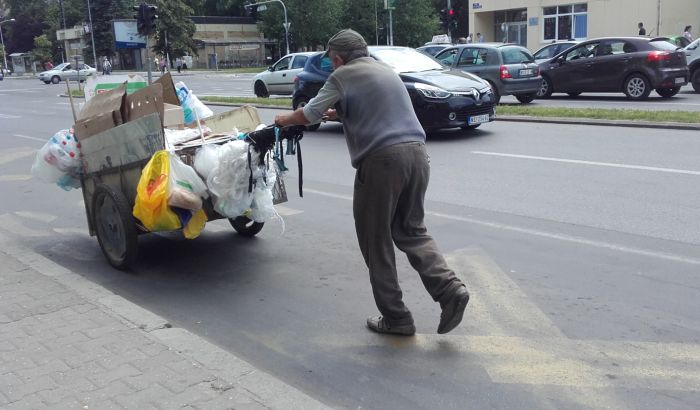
top-left (206, 140), bottom-right (256, 218)
top-left (193, 144), bottom-right (221, 180)
top-left (168, 152), bottom-right (208, 210)
top-left (175, 81), bottom-right (214, 125)
top-left (30, 129), bottom-right (82, 190)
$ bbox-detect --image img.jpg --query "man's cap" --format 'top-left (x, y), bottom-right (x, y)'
top-left (323, 29), bottom-right (368, 58)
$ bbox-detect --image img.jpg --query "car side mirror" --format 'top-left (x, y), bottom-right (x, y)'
top-left (268, 66), bottom-right (273, 71)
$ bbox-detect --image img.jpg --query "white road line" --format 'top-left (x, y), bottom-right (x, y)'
top-left (0, 88), bottom-right (45, 92)
top-left (0, 174), bottom-right (32, 182)
top-left (13, 134), bottom-right (46, 142)
top-left (14, 211), bottom-right (57, 223)
top-left (471, 151), bottom-right (700, 176)
top-left (302, 188), bottom-right (700, 266)
top-left (0, 113), bottom-right (21, 119)
top-left (0, 149), bottom-right (36, 165)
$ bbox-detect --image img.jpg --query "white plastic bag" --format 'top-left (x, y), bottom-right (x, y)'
top-left (206, 140), bottom-right (255, 217)
top-left (175, 81), bottom-right (213, 125)
top-left (193, 144), bottom-right (221, 180)
top-left (168, 152), bottom-right (208, 210)
top-left (30, 129), bottom-right (82, 190)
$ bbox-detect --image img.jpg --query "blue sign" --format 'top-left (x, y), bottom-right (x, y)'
top-left (473, 2), bottom-right (482, 9)
top-left (529, 17), bottom-right (538, 26)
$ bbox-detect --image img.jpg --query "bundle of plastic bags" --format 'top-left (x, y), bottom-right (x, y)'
top-left (30, 129), bottom-right (82, 190)
top-left (175, 81), bottom-right (213, 126)
top-left (194, 140), bottom-right (277, 222)
top-left (132, 151), bottom-right (209, 238)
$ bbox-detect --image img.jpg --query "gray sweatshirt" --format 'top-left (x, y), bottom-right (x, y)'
top-left (303, 57), bottom-right (425, 168)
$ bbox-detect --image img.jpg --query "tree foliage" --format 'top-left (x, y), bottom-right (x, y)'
top-left (151, 0), bottom-right (197, 61)
top-left (30, 34), bottom-right (52, 63)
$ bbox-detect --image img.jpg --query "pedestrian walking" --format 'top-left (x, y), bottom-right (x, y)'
top-left (176, 57), bottom-right (182, 73)
top-left (467, 33), bottom-right (473, 43)
top-left (477, 32), bottom-right (485, 42)
top-left (683, 25), bottom-right (693, 42)
top-left (273, 29), bottom-right (470, 336)
top-left (638, 22), bottom-right (646, 36)
top-left (102, 57), bottom-right (112, 75)
top-left (160, 57), bottom-right (166, 74)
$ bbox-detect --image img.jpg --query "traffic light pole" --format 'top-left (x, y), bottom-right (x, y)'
top-left (246, 0), bottom-right (290, 55)
top-left (446, 0), bottom-right (452, 40)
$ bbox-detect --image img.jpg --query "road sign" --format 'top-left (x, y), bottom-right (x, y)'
top-left (384, 0), bottom-right (396, 10)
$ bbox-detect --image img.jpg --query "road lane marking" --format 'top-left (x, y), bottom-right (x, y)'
top-left (0, 174), bottom-right (32, 182)
top-left (54, 227), bottom-right (88, 235)
top-left (471, 151), bottom-right (700, 176)
top-left (13, 134), bottom-right (46, 142)
top-left (0, 148), bottom-right (36, 165)
top-left (302, 188), bottom-right (700, 266)
top-left (274, 205), bottom-right (303, 216)
top-left (0, 113), bottom-right (21, 119)
top-left (0, 214), bottom-right (49, 237)
top-left (14, 211), bottom-right (57, 223)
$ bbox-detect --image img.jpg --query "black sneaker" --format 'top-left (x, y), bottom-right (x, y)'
top-left (366, 316), bottom-right (416, 336)
top-left (437, 286), bottom-right (470, 334)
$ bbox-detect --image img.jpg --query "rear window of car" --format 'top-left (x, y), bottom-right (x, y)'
top-left (292, 56), bottom-right (308, 69)
top-left (650, 39), bottom-right (682, 51)
top-left (500, 46), bottom-right (535, 64)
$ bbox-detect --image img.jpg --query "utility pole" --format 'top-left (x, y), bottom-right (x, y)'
top-left (60, 0), bottom-right (67, 62)
top-left (447, 0), bottom-right (452, 41)
top-left (86, 0), bottom-right (97, 66)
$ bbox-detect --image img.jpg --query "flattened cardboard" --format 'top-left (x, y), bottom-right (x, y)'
top-left (77, 82), bottom-right (126, 122)
top-left (205, 105), bottom-right (262, 134)
top-left (74, 111), bottom-right (123, 141)
top-left (163, 103), bottom-right (184, 129)
top-left (154, 72), bottom-right (180, 106)
top-left (125, 83), bottom-right (164, 124)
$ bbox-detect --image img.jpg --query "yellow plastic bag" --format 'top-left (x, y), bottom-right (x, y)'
top-left (183, 208), bottom-right (208, 239)
top-left (133, 151), bottom-right (182, 231)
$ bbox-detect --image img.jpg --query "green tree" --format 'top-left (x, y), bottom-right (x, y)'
top-left (3, 0), bottom-right (49, 54)
top-left (257, 0), bottom-right (342, 53)
top-left (89, 0), bottom-right (132, 63)
top-left (31, 33), bottom-right (53, 64)
top-left (391, 0), bottom-right (438, 47)
top-left (151, 0), bottom-right (197, 63)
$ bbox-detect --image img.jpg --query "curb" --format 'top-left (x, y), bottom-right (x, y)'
top-left (0, 232), bottom-right (330, 410)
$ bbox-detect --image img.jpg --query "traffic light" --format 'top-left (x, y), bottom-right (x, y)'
top-left (133, 3), bottom-right (157, 36)
top-left (449, 8), bottom-right (458, 32)
top-left (244, 1), bottom-right (259, 19)
top-left (439, 9), bottom-right (448, 31)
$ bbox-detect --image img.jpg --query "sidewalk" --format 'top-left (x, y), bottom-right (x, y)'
top-left (0, 234), bottom-right (329, 410)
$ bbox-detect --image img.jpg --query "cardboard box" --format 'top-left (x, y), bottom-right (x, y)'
top-left (74, 83), bottom-right (127, 140)
top-left (162, 103), bottom-right (184, 129)
top-left (124, 83), bottom-right (164, 124)
top-left (74, 112), bottom-right (123, 141)
top-left (154, 72), bottom-right (181, 106)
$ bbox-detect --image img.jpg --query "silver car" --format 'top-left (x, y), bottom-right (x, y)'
top-left (38, 63), bottom-right (97, 84)
top-left (253, 52), bottom-right (315, 97)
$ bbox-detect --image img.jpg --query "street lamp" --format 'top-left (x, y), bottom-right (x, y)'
top-left (0, 18), bottom-right (16, 74)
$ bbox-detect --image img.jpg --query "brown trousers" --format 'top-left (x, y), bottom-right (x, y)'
top-left (353, 142), bottom-right (463, 326)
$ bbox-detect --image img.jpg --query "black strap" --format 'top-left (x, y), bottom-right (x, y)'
top-left (296, 137), bottom-right (303, 197)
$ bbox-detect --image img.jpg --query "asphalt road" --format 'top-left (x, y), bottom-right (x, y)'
top-left (1, 82), bottom-right (699, 409)
top-left (171, 71), bottom-right (700, 112)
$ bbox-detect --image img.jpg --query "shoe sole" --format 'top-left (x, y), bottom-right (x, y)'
top-left (437, 293), bottom-right (469, 334)
top-left (367, 323), bottom-right (416, 336)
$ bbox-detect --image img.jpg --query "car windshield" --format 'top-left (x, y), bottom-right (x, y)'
top-left (501, 46), bottom-right (535, 64)
top-left (53, 63), bottom-right (70, 71)
top-left (370, 48), bottom-right (444, 72)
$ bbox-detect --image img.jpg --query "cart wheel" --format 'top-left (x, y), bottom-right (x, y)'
top-left (93, 184), bottom-right (138, 270)
top-left (229, 216), bottom-right (264, 237)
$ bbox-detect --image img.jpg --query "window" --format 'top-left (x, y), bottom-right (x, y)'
top-left (291, 56), bottom-right (307, 69)
top-left (501, 47), bottom-right (534, 64)
top-left (436, 48), bottom-right (459, 66)
top-left (274, 56), bottom-right (291, 71)
top-left (564, 42), bottom-right (599, 61)
top-left (543, 3), bottom-right (587, 41)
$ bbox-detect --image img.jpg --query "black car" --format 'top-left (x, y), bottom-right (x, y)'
top-left (533, 41), bottom-right (579, 63)
top-left (292, 47), bottom-right (496, 132)
top-left (434, 43), bottom-right (541, 103)
top-left (537, 37), bottom-right (689, 100)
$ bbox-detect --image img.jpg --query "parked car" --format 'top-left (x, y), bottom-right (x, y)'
top-left (434, 43), bottom-right (541, 103)
top-left (417, 43), bottom-right (452, 56)
top-left (660, 35), bottom-right (691, 49)
top-left (685, 38), bottom-right (700, 92)
top-left (537, 37), bottom-right (689, 100)
top-left (533, 41), bottom-right (579, 63)
top-left (292, 47), bottom-right (496, 132)
top-left (252, 52), bottom-right (315, 97)
top-left (38, 63), bottom-right (96, 84)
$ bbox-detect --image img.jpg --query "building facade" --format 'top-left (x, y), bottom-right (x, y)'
top-left (190, 16), bottom-right (272, 69)
top-left (468, 0), bottom-right (700, 51)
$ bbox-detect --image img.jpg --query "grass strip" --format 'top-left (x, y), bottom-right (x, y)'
top-left (497, 105), bottom-right (700, 123)
top-left (199, 96), bottom-right (700, 123)
top-left (69, 88), bottom-right (85, 97)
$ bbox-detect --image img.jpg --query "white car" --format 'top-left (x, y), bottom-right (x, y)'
top-left (38, 62), bottom-right (97, 84)
top-left (685, 38), bottom-right (700, 92)
top-left (253, 52), bottom-right (315, 97)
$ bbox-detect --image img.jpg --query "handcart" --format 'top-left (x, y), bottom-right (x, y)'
top-left (75, 79), bottom-right (302, 270)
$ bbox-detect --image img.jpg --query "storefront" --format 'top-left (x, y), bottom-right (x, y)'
top-left (468, 0), bottom-right (700, 52)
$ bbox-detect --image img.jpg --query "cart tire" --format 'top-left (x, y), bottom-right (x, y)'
top-left (229, 216), bottom-right (264, 237)
top-left (93, 184), bottom-right (138, 270)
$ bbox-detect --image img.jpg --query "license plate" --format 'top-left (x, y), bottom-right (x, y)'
top-left (519, 69), bottom-right (534, 76)
top-left (468, 114), bottom-right (490, 125)
top-left (675, 77), bottom-right (685, 84)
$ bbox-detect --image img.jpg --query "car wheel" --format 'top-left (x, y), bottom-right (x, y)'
top-left (487, 81), bottom-right (500, 104)
top-left (623, 74), bottom-right (651, 100)
top-left (293, 96), bottom-right (321, 131)
top-left (656, 87), bottom-right (680, 98)
top-left (254, 81), bottom-right (269, 98)
top-left (515, 93), bottom-right (536, 104)
top-left (692, 69), bottom-right (700, 93)
top-left (537, 76), bottom-right (553, 98)
top-left (51, 76), bottom-right (61, 84)
top-left (567, 92), bottom-right (582, 97)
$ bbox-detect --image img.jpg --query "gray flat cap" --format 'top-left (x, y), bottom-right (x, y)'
top-left (323, 29), bottom-right (368, 58)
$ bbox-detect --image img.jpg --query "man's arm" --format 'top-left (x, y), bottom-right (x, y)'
top-left (275, 80), bottom-right (340, 127)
